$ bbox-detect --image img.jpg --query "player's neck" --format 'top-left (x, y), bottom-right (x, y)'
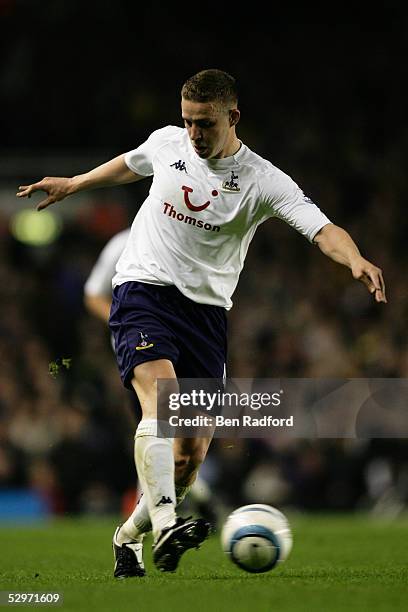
top-left (216, 134), bottom-right (241, 159)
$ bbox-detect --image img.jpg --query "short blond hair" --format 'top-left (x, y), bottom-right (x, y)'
top-left (181, 69), bottom-right (238, 108)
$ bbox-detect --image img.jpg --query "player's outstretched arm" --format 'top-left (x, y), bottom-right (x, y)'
top-left (16, 154), bottom-right (142, 211)
top-left (84, 294), bottom-right (112, 324)
top-left (313, 223), bottom-right (387, 303)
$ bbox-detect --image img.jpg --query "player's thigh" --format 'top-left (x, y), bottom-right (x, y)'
top-left (131, 358), bottom-right (178, 420)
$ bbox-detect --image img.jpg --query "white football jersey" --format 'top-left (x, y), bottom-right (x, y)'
top-left (113, 126), bottom-right (331, 309)
top-left (85, 228), bottom-right (131, 298)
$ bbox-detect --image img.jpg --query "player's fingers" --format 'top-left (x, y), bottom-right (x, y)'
top-left (378, 270), bottom-right (386, 295)
top-left (16, 184), bottom-right (35, 198)
top-left (358, 273), bottom-right (374, 291)
top-left (375, 288), bottom-right (387, 303)
top-left (359, 272), bottom-right (378, 294)
top-left (362, 270), bottom-right (387, 303)
top-left (37, 196), bottom-right (56, 211)
top-left (16, 182), bottom-right (45, 198)
top-left (368, 269), bottom-right (387, 303)
top-left (374, 285), bottom-right (387, 303)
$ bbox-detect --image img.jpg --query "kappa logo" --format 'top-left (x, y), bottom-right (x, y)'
top-left (135, 332), bottom-right (154, 351)
top-left (156, 496), bottom-right (173, 506)
top-left (221, 170), bottom-right (240, 192)
top-left (170, 160), bottom-right (187, 172)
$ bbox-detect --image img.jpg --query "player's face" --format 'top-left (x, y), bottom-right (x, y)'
top-left (181, 99), bottom-right (238, 159)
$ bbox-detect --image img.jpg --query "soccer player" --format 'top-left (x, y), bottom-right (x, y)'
top-left (84, 228), bottom-right (131, 324)
top-left (84, 227), bottom-right (218, 543)
top-left (17, 69), bottom-right (386, 577)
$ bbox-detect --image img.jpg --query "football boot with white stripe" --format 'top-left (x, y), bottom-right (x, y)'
top-left (153, 517), bottom-right (210, 572)
top-left (113, 526), bottom-right (145, 578)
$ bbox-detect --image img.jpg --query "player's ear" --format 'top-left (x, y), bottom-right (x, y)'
top-left (229, 109), bottom-right (240, 127)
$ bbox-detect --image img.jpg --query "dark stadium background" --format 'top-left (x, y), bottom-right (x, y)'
top-left (0, 4), bottom-right (407, 522)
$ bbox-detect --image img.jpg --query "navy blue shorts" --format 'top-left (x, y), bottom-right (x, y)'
top-left (109, 281), bottom-right (227, 390)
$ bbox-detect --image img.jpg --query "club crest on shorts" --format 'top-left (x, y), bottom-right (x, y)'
top-left (135, 332), bottom-right (154, 351)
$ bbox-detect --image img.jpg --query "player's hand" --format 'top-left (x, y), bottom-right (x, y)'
top-left (16, 177), bottom-right (74, 211)
top-left (351, 257), bottom-right (387, 303)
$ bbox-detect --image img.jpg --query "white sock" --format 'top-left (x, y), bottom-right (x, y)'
top-left (118, 482), bottom-right (192, 544)
top-left (118, 493), bottom-right (150, 544)
top-left (133, 419), bottom-right (176, 540)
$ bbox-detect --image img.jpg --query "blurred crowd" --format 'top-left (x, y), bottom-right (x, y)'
top-left (0, 185), bottom-right (407, 521)
top-left (1, 7), bottom-right (408, 520)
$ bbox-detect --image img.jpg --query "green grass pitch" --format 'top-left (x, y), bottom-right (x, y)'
top-left (0, 514), bottom-right (407, 611)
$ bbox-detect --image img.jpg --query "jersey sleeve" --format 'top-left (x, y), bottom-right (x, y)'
top-left (84, 230), bottom-right (130, 297)
top-left (259, 167), bottom-right (331, 242)
top-left (124, 126), bottom-right (176, 176)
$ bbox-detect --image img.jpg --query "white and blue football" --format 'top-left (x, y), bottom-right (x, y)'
top-left (221, 504), bottom-right (293, 573)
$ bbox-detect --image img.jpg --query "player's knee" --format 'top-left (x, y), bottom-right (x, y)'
top-left (174, 449), bottom-right (205, 481)
top-left (131, 359), bottom-right (178, 419)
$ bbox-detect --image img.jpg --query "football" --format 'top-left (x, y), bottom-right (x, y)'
top-left (221, 504), bottom-right (293, 573)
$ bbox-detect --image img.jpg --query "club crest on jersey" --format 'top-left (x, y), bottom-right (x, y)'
top-left (170, 160), bottom-right (187, 173)
top-left (221, 171), bottom-right (240, 192)
top-left (135, 332), bottom-right (154, 351)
